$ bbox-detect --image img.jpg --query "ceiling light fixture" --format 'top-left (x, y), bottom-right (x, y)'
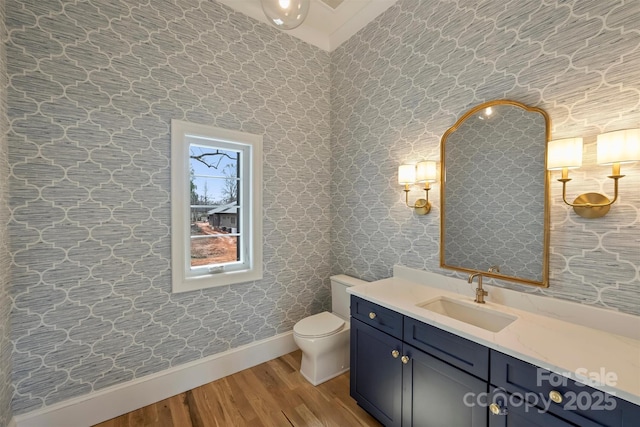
top-left (261, 0), bottom-right (310, 30)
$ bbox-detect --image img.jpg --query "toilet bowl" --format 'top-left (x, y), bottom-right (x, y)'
top-left (293, 274), bottom-right (367, 386)
top-left (294, 311), bottom-right (350, 385)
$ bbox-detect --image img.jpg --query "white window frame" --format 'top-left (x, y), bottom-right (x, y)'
top-left (171, 119), bottom-right (262, 293)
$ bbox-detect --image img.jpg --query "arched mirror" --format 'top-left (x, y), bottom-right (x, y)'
top-left (440, 100), bottom-right (550, 287)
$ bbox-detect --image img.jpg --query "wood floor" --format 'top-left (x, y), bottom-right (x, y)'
top-left (93, 350), bottom-right (382, 427)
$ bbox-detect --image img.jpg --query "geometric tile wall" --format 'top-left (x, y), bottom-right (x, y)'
top-left (331, 0), bottom-right (640, 314)
top-left (0, 0), bottom-right (13, 423)
top-left (7, 0), bottom-right (330, 414)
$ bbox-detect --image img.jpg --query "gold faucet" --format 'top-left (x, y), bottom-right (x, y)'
top-left (468, 273), bottom-right (488, 304)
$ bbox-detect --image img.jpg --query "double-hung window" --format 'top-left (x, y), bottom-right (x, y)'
top-left (171, 120), bottom-right (262, 293)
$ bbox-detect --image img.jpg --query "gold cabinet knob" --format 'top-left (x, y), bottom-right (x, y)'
top-left (489, 403), bottom-right (506, 415)
top-left (369, 312), bottom-right (376, 319)
top-left (401, 355), bottom-right (410, 364)
top-left (391, 350), bottom-right (399, 358)
top-left (549, 390), bottom-right (563, 404)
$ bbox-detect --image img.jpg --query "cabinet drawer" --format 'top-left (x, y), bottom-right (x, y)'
top-left (491, 350), bottom-right (640, 426)
top-left (489, 386), bottom-right (576, 427)
top-left (351, 295), bottom-right (403, 339)
top-left (403, 316), bottom-right (489, 380)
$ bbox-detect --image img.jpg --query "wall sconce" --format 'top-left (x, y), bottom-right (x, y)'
top-left (398, 161), bottom-right (437, 215)
top-left (547, 129), bottom-right (640, 218)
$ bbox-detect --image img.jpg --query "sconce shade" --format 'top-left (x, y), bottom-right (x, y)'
top-left (596, 129), bottom-right (640, 165)
top-left (261, 0), bottom-right (310, 30)
top-left (416, 161), bottom-right (437, 183)
top-left (398, 164), bottom-right (416, 184)
top-left (547, 138), bottom-right (583, 170)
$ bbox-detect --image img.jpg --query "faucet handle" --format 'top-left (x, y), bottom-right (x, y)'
top-left (475, 286), bottom-right (488, 304)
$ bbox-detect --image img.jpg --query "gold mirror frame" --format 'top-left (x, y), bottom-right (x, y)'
top-left (439, 99), bottom-right (551, 288)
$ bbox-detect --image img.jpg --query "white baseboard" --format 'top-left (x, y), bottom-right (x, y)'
top-left (14, 332), bottom-right (297, 427)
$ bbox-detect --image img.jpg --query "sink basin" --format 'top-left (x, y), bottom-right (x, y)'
top-left (417, 296), bottom-right (517, 332)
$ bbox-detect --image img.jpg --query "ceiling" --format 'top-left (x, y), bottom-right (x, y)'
top-left (216, 0), bottom-right (398, 51)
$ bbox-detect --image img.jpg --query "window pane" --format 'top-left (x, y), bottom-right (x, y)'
top-left (189, 145), bottom-right (239, 206)
top-left (189, 145), bottom-right (239, 177)
top-left (190, 235), bottom-right (239, 267)
top-left (188, 143), bottom-right (241, 269)
top-left (189, 212), bottom-right (241, 269)
top-left (190, 176), bottom-right (238, 206)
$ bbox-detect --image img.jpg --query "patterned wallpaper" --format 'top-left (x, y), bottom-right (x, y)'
top-left (443, 104), bottom-right (546, 282)
top-left (331, 0), bottom-right (640, 314)
top-left (7, 0), bottom-right (330, 414)
top-left (3, 0), bottom-right (640, 418)
top-left (0, 0), bottom-right (13, 423)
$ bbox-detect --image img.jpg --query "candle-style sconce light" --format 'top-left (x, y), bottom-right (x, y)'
top-left (398, 160), bottom-right (438, 215)
top-left (547, 129), bottom-right (639, 218)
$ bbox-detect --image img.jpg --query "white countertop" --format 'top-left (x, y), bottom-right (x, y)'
top-left (347, 266), bottom-right (640, 406)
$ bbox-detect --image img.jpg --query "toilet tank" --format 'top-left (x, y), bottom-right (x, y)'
top-left (331, 274), bottom-right (368, 320)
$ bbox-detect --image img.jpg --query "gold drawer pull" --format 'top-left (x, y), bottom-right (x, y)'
top-left (401, 355), bottom-right (410, 364)
top-left (489, 403), bottom-right (507, 415)
top-left (549, 390), bottom-right (563, 404)
top-left (391, 350), bottom-right (399, 358)
top-left (369, 312), bottom-right (376, 319)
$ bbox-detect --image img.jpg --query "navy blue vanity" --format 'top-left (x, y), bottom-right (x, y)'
top-left (350, 295), bottom-right (640, 427)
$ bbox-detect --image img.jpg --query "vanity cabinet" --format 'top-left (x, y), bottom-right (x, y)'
top-left (490, 351), bottom-right (640, 427)
top-left (350, 296), bottom-right (489, 427)
top-left (350, 295), bottom-right (640, 427)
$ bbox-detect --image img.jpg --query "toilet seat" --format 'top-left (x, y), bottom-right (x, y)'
top-left (294, 312), bottom-right (345, 338)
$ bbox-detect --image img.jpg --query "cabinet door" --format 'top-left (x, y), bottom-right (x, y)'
top-left (351, 318), bottom-right (403, 427)
top-left (402, 344), bottom-right (488, 427)
top-left (489, 387), bottom-right (577, 427)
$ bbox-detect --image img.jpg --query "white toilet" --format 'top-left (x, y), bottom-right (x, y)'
top-left (293, 274), bottom-right (367, 386)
